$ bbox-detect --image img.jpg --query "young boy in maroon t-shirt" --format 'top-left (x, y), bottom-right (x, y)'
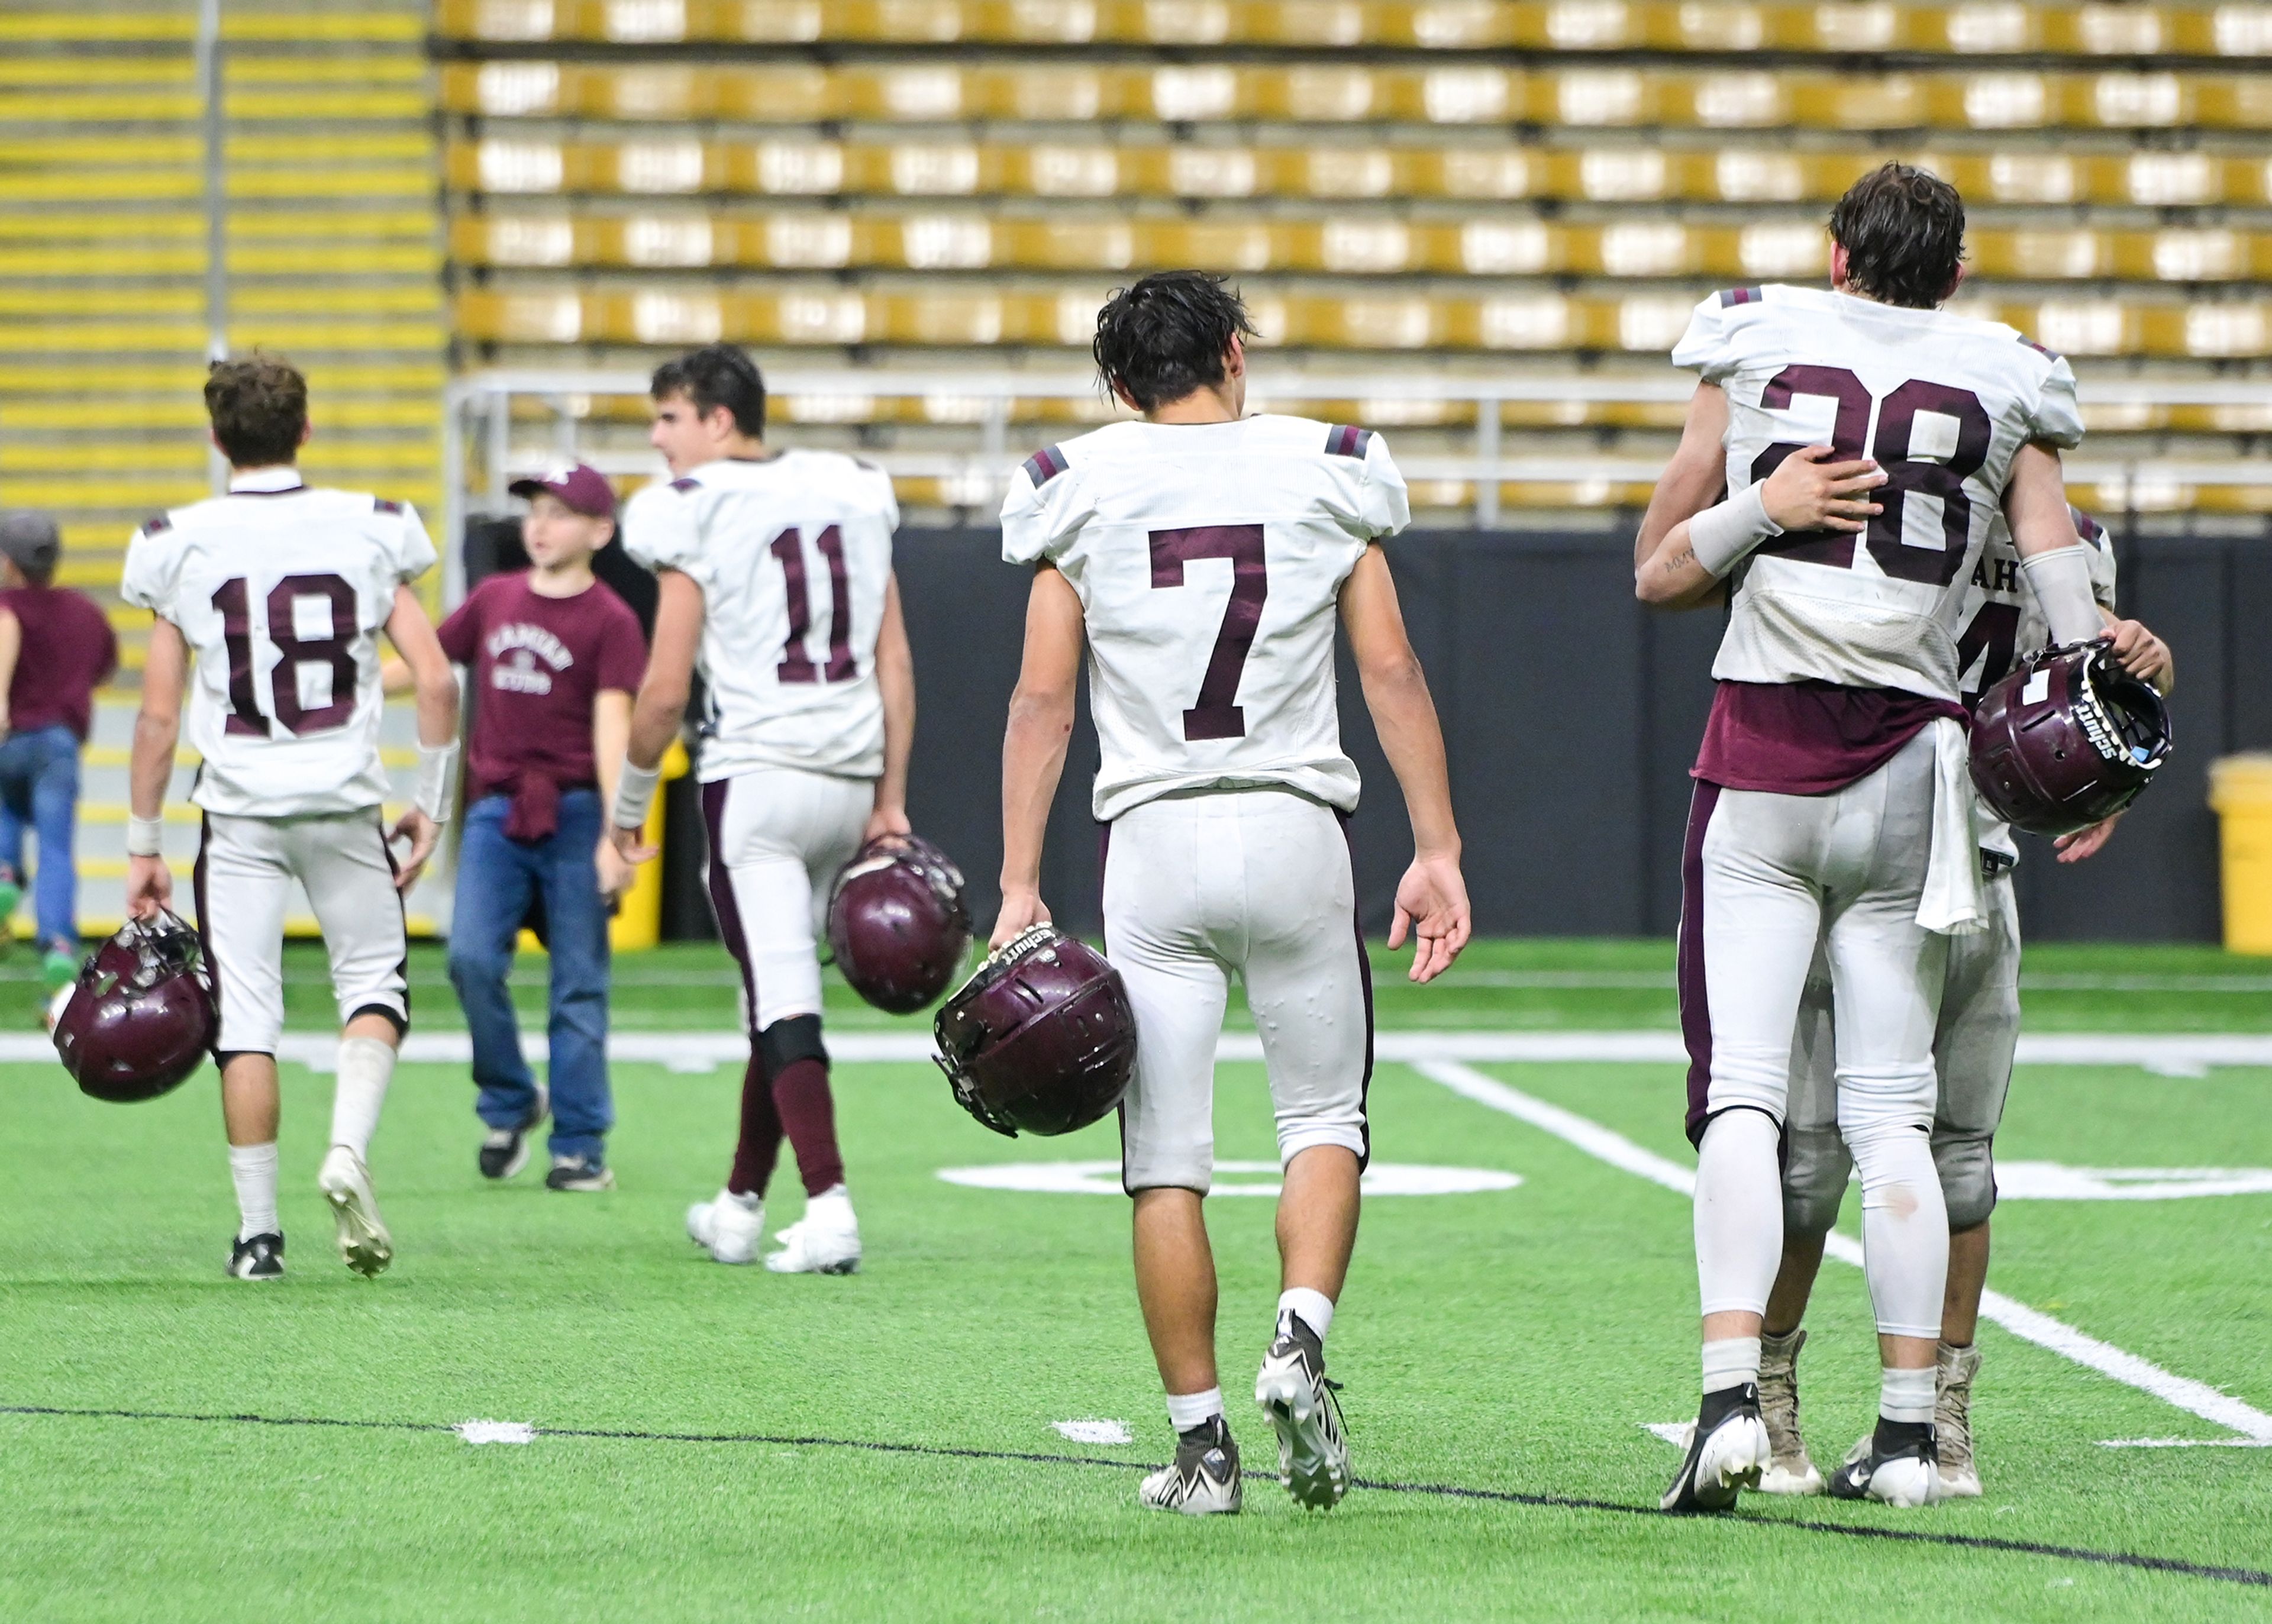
top-left (435, 464), bottom-right (647, 1190)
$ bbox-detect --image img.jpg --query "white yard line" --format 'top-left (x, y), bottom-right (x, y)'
top-left (15, 1028), bottom-right (2271, 1070)
top-left (1414, 1058), bottom-right (2272, 1447)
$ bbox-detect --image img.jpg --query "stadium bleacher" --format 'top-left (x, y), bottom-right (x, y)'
top-left (432, 0), bottom-right (2272, 524)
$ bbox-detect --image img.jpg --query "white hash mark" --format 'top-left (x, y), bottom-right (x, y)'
top-left (457, 1419), bottom-right (538, 1445)
top-left (1053, 1419), bottom-right (1134, 1445)
top-left (1642, 1422), bottom-right (1691, 1446)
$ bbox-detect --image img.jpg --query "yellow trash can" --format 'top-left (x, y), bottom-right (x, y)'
top-left (2209, 754), bottom-right (2272, 955)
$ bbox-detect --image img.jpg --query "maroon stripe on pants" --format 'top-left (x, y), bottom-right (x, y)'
top-left (192, 815), bottom-right (231, 1062)
top-left (1677, 781), bottom-right (1721, 1148)
top-left (1338, 812), bottom-right (1374, 1171)
top-left (702, 779), bottom-right (785, 1197)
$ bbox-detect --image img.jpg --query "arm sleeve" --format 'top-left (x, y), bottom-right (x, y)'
top-left (1670, 292), bottom-right (1737, 380)
top-left (596, 601), bottom-right (649, 692)
top-left (435, 585), bottom-right (481, 665)
top-left (1358, 431), bottom-right (1412, 538)
top-left (392, 503), bottom-right (440, 583)
top-left (117, 526), bottom-right (176, 614)
top-left (621, 482), bottom-right (708, 585)
top-left (999, 459), bottom-right (1077, 566)
top-left (2027, 353), bottom-right (2086, 450)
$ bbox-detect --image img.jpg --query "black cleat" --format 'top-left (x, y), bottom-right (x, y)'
top-left (227, 1231), bottom-right (285, 1280)
top-left (1139, 1416), bottom-right (1243, 1515)
top-left (1828, 1418), bottom-right (1942, 1507)
top-left (1661, 1383), bottom-right (1771, 1513)
top-left (478, 1083), bottom-right (548, 1180)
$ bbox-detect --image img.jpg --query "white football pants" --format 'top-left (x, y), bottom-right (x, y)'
top-left (700, 766), bottom-right (871, 1032)
top-left (196, 808), bottom-right (409, 1055)
top-left (1677, 728), bottom-right (1951, 1339)
top-left (1102, 788), bottom-right (1371, 1196)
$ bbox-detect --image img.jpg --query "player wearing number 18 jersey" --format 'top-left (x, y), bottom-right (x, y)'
top-left (612, 344), bottom-right (916, 1276)
top-left (1634, 165), bottom-right (2118, 1512)
top-left (120, 356), bottom-right (462, 1281)
top-left (992, 273), bottom-right (1471, 1516)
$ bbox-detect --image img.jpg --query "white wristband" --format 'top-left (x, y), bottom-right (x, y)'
top-left (1686, 482), bottom-right (1784, 578)
top-left (415, 741), bottom-right (460, 823)
top-left (2018, 546), bottom-right (2104, 645)
top-left (125, 815), bottom-right (166, 858)
top-left (612, 761), bottom-right (661, 831)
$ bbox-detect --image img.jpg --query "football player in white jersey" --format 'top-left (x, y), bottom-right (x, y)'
top-left (609, 344), bottom-right (915, 1275)
top-left (120, 356), bottom-right (461, 1281)
top-left (992, 272), bottom-right (1471, 1515)
top-left (1748, 508), bottom-right (2172, 1499)
top-left (1631, 164), bottom-right (2145, 1510)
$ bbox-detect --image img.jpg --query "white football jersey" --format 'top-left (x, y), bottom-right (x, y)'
top-left (621, 450), bottom-right (898, 783)
top-left (1674, 284), bottom-right (2084, 702)
top-left (1000, 415), bottom-right (1409, 822)
top-left (1961, 505), bottom-right (2120, 859)
top-left (119, 475), bottom-right (437, 818)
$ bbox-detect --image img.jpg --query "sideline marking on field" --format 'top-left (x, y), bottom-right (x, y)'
top-left (5, 1402), bottom-right (2267, 1590)
top-left (8, 1029), bottom-right (2270, 1073)
top-left (1413, 1060), bottom-right (2272, 1449)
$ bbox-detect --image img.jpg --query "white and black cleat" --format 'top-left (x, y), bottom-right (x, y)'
top-left (1661, 1383), bottom-right (1772, 1513)
top-left (1255, 1312), bottom-right (1350, 1510)
top-left (317, 1145), bottom-right (393, 1278)
top-left (1139, 1416), bottom-right (1242, 1516)
top-left (227, 1231), bottom-right (284, 1280)
top-left (1828, 1419), bottom-right (1943, 1509)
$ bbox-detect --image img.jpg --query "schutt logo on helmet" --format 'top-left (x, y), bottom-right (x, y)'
top-left (826, 834), bottom-right (973, 1014)
top-left (51, 911), bottom-right (218, 1104)
top-left (1969, 641), bottom-right (2173, 838)
top-left (932, 924), bottom-right (1138, 1138)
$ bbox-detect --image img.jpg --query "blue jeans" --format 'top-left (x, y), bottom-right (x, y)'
top-left (447, 789), bottom-right (614, 1160)
top-left (0, 724), bottom-right (83, 953)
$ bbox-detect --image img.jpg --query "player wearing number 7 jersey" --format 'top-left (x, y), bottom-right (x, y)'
top-left (120, 355), bottom-right (462, 1281)
top-left (612, 344), bottom-right (916, 1276)
top-left (1633, 164), bottom-right (2117, 1513)
top-left (992, 272), bottom-right (1471, 1516)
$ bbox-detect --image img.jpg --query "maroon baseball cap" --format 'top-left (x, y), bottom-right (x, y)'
top-left (509, 461), bottom-right (617, 519)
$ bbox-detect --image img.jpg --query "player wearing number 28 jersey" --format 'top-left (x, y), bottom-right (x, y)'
top-left (1633, 165), bottom-right (2118, 1513)
top-left (614, 344), bottom-right (916, 1276)
top-left (120, 356), bottom-right (462, 1281)
top-left (992, 273), bottom-right (1471, 1516)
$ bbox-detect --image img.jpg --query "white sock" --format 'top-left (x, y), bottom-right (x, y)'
top-left (1165, 1388), bottom-right (1225, 1434)
top-left (1694, 1109), bottom-right (1784, 1321)
top-left (724, 1187), bottom-right (761, 1212)
top-left (228, 1142), bottom-right (280, 1241)
top-left (1881, 1363), bottom-right (1936, 1424)
top-left (1277, 1287), bottom-right (1335, 1344)
top-left (330, 1036), bottom-right (396, 1158)
top-left (1702, 1336), bottom-right (1762, 1395)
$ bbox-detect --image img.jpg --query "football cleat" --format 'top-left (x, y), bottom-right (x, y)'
top-left (763, 1186), bottom-right (860, 1274)
top-left (1829, 1420), bottom-right (1943, 1508)
top-left (1756, 1327), bottom-right (1825, 1495)
top-left (1661, 1383), bottom-right (1771, 1513)
top-left (545, 1154), bottom-right (614, 1192)
top-left (1139, 1416), bottom-right (1242, 1516)
top-left (227, 1231), bottom-right (284, 1280)
top-left (477, 1083), bottom-right (548, 1181)
top-left (317, 1145), bottom-right (393, 1278)
top-left (1936, 1342), bottom-right (1984, 1499)
top-left (1255, 1312), bottom-right (1350, 1510)
top-left (686, 1190), bottom-right (764, 1264)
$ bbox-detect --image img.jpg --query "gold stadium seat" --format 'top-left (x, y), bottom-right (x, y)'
top-left (428, 2), bottom-right (2272, 58)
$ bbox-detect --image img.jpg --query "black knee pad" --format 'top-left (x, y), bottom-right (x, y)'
top-left (757, 1013), bottom-right (828, 1076)
top-left (1782, 1125), bottom-right (1853, 1239)
top-left (1933, 1132), bottom-right (1997, 1231)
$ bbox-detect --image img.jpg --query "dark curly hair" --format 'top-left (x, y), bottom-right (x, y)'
top-left (1092, 272), bottom-right (1257, 414)
top-left (1829, 163), bottom-right (1967, 308)
top-left (651, 343), bottom-right (767, 437)
top-left (205, 353), bottom-right (308, 468)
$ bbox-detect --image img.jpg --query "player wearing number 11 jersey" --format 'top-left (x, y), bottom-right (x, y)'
top-left (992, 273), bottom-right (1471, 1516)
top-left (614, 344), bottom-right (916, 1276)
top-left (121, 355), bottom-right (462, 1281)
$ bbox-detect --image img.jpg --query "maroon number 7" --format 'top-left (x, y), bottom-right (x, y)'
top-left (1148, 524), bottom-right (1267, 741)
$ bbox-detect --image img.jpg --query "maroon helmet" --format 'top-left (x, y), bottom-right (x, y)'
top-left (932, 924), bottom-right (1138, 1138)
top-left (52, 911), bottom-right (217, 1103)
top-left (827, 834), bottom-right (973, 1013)
top-left (1970, 640), bottom-right (2173, 838)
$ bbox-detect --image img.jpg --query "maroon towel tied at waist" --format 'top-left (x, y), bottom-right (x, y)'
top-left (1693, 680), bottom-right (1969, 796)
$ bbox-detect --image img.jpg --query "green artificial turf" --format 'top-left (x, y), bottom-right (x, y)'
top-left (2, 942), bottom-right (2270, 1620)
